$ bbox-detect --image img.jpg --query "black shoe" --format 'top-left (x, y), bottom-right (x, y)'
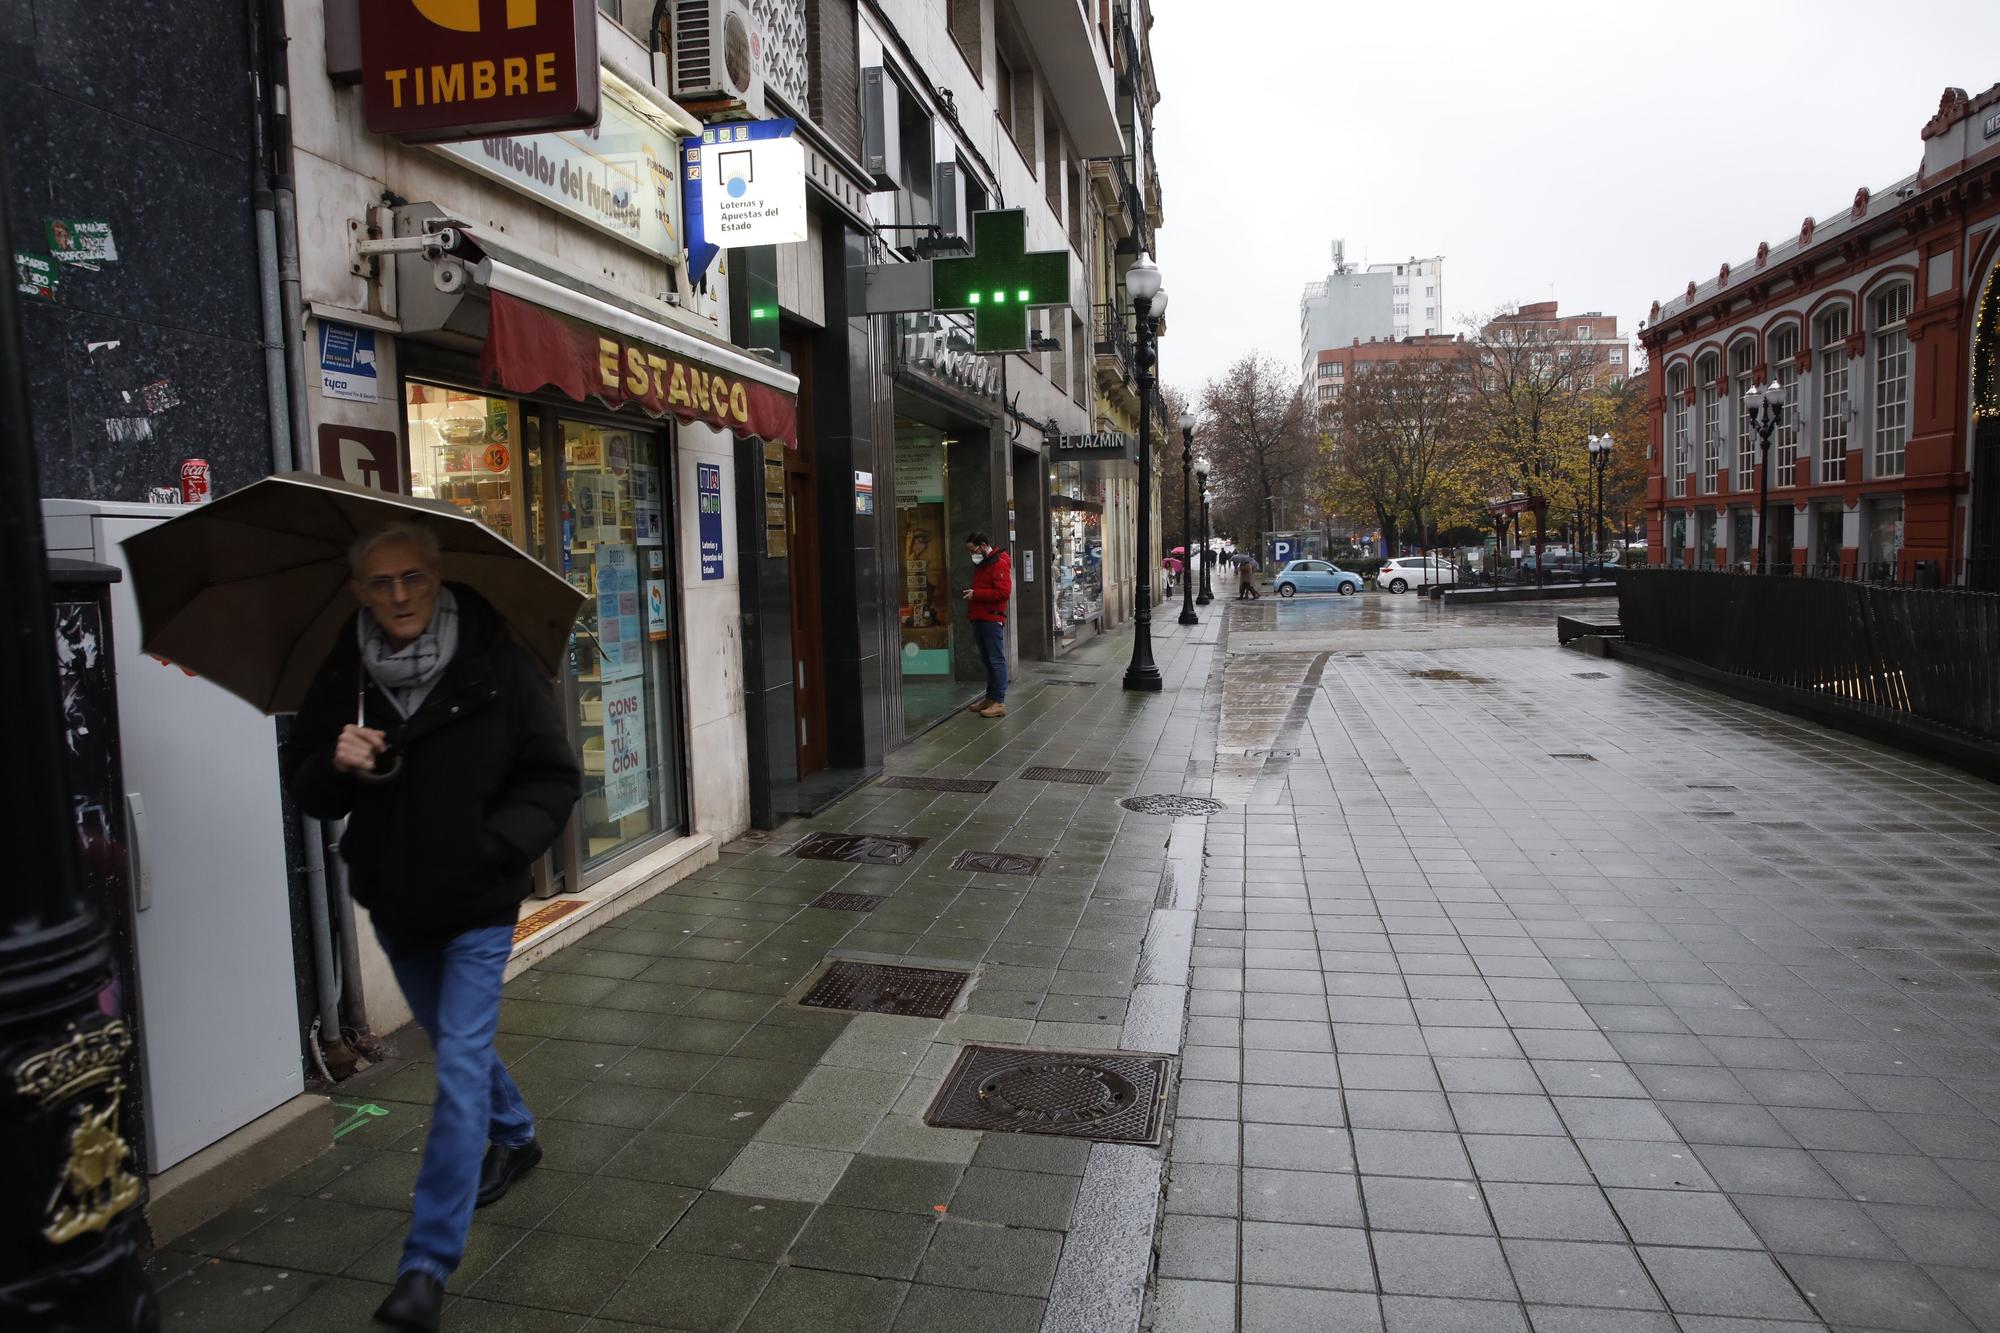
top-left (374, 1271), bottom-right (442, 1331)
top-left (476, 1138), bottom-right (543, 1208)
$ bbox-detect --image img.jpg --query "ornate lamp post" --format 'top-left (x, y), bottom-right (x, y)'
top-left (1742, 380), bottom-right (1785, 573)
top-left (1123, 254), bottom-right (1166, 692)
top-left (1195, 465), bottom-right (1213, 605)
top-left (1178, 412), bottom-right (1199, 626)
top-left (0, 130), bottom-right (156, 1330)
top-left (1587, 433), bottom-right (1615, 577)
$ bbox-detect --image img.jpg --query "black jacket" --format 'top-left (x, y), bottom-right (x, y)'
top-left (287, 584), bottom-right (582, 947)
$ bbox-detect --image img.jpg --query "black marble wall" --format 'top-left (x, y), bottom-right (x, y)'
top-left (3, 0), bottom-right (274, 501)
top-left (947, 427), bottom-right (1003, 687)
top-left (733, 432), bottom-right (796, 829)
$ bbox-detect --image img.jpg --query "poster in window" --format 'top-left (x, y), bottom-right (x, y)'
top-left (601, 675), bottom-right (648, 822)
top-left (595, 545), bottom-right (643, 680)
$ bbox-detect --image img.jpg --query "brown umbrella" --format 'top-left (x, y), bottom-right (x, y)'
top-left (121, 471), bottom-right (584, 715)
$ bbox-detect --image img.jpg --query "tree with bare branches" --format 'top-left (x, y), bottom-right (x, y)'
top-left (1320, 355), bottom-right (1481, 552)
top-left (1193, 354), bottom-right (1317, 555)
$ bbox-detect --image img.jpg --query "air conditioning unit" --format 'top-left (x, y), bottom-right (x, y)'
top-left (670, 0), bottom-right (765, 116)
top-left (935, 161), bottom-right (969, 247)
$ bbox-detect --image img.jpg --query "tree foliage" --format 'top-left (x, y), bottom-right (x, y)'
top-left (1193, 354), bottom-right (1317, 551)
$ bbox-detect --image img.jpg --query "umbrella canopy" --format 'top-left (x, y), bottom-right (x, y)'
top-left (1169, 546), bottom-right (1186, 554)
top-left (122, 471), bottom-right (584, 715)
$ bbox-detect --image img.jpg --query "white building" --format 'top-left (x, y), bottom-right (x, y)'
top-left (1300, 240), bottom-right (1445, 378)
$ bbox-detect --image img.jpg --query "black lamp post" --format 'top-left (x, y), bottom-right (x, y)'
top-left (0, 131), bottom-right (157, 1329)
top-left (1587, 433), bottom-right (1614, 579)
top-left (1178, 415), bottom-right (1199, 626)
top-left (1742, 379), bottom-right (1785, 573)
top-left (1123, 255), bottom-right (1166, 692)
top-left (1195, 466), bottom-right (1213, 605)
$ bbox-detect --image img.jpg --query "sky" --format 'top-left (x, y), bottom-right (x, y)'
top-left (1148, 0), bottom-right (2000, 400)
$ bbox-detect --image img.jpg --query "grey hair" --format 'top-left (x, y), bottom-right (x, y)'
top-left (348, 522), bottom-right (442, 575)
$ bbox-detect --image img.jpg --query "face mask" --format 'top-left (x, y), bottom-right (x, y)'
top-left (970, 552), bottom-right (985, 565)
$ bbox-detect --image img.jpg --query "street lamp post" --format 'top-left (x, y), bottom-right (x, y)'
top-left (1742, 380), bottom-right (1785, 573)
top-left (1123, 254), bottom-right (1166, 692)
top-left (1587, 434), bottom-right (1615, 578)
top-left (1178, 414), bottom-right (1199, 626)
top-left (1195, 466), bottom-right (1213, 605)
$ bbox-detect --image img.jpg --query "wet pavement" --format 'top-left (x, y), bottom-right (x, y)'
top-left (1156, 591), bottom-right (2000, 1333)
top-left (147, 589), bottom-right (2000, 1331)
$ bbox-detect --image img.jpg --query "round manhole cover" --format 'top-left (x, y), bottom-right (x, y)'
top-left (978, 1062), bottom-right (1137, 1125)
top-left (1120, 794), bottom-right (1225, 817)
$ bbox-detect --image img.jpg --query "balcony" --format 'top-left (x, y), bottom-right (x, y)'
top-left (1014, 1), bottom-right (1122, 155)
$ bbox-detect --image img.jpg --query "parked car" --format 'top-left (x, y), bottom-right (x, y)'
top-left (1273, 560), bottom-right (1364, 597)
top-left (1377, 556), bottom-right (1461, 594)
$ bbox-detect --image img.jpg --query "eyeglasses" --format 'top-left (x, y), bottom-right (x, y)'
top-left (361, 570), bottom-right (435, 598)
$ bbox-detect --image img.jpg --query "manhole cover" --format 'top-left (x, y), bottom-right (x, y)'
top-left (798, 961), bottom-right (969, 1018)
top-left (1020, 766), bottom-right (1112, 785)
top-left (1120, 794), bottom-right (1226, 817)
top-left (1548, 753), bottom-right (1597, 762)
top-left (792, 832), bottom-right (927, 864)
top-left (1572, 672), bottom-right (1609, 680)
top-left (877, 775), bottom-right (998, 794)
top-left (924, 1044), bottom-right (1172, 1144)
top-left (808, 892), bottom-right (883, 912)
top-left (950, 850), bottom-right (1044, 876)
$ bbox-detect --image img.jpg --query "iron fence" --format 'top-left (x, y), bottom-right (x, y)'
top-left (1094, 302), bottom-right (1134, 380)
top-left (1618, 569), bottom-right (2000, 743)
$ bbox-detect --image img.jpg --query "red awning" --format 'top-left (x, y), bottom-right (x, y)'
top-left (480, 290), bottom-right (798, 448)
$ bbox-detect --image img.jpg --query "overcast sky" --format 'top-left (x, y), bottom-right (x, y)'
top-left (1149, 0), bottom-right (2000, 399)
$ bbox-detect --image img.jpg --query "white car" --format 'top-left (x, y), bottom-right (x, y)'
top-left (1376, 556), bottom-right (1461, 594)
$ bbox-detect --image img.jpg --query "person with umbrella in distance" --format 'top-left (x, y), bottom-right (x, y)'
top-left (286, 522), bottom-right (580, 1331)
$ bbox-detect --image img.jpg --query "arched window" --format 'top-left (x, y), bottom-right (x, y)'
top-left (1769, 325), bottom-right (1800, 487)
top-left (1696, 350), bottom-right (1721, 494)
top-left (1871, 284), bottom-right (1911, 478)
top-left (1668, 363), bottom-right (1689, 498)
top-left (1817, 304), bottom-right (1851, 482)
top-left (1730, 338), bottom-right (1758, 488)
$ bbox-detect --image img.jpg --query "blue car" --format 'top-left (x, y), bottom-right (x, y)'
top-left (1273, 559), bottom-right (1363, 597)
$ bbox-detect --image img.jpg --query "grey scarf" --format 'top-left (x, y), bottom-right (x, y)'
top-left (359, 586), bottom-right (460, 719)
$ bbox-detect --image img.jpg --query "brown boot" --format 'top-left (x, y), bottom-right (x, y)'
top-left (977, 701), bottom-right (1007, 718)
top-left (967, 698), bottom-right (991, 714)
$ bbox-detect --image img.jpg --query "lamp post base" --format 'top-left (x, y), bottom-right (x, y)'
top-left (1177, 608), bottom-right (1198, 626)
top-left (1195, 592), bottom-right (1211, 606)
top-left (1122, 664), bottom-right (1163, 692)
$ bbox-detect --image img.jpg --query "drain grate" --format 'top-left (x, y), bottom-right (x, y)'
top-left (1548, 753), bottom-right (1597, 762)
top-left (877, 775), bottom-right (999, 794)
top-left (1121, 794), bottom-right (1226, 817)
top-left (1020, 766), bottom-right (1112, 785)
top-left (1686, 783), bottom-right (1738, 791)
top-left (808, 891), bottom-right (884, 912)
top-left (1038, 679), bottom-right (1097, 688)
top-left (1572, 672), bottom-right (1610, 680)
top-left (950, 850), bottom-right (1044, 876)
top-left (799, 960), bottom-right (969, 1018)
top-left (1243, 748), bottom-right (1300, 759)
top-left (792, 832), bottom-right (927, 864)
top-left (924, 1044), bottom-right (1172, 1144)
top-left (1691, 810), bottom-right (1737, 819)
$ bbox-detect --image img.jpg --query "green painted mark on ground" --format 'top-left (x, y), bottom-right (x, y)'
top-left (331, 1102), bottom-right (391, 1140)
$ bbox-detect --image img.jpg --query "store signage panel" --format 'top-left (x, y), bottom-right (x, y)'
top-left (697, 123), bottom-right (807, 248)
top-left (895, 313), bottom-right (999, 402)
top-left (930, 209), bottom-right (1071, 353)
top-left (361, 0), bottom-right (599, 143)
top-left (697, 463), bottom-right (725, 580)
top-left (435, 77), bottom-right (680, 258)
top-left (1050, 429), bottom-right (1135, 463)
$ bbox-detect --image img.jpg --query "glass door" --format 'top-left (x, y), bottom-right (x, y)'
top-left (557, 417), bottom-right (687, 870)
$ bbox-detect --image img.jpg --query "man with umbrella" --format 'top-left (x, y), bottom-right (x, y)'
top-left (287, 522), bottom-right (580, 1331)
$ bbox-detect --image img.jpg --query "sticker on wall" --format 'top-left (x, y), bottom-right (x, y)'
top-left (318, 321), bottom-right (379, 403)
top-left (854, 470), bottom-right (874, 515)
top-left (482, 442), bottom-right (511, 473)
top-left (633, 464), bottom-right (663, 545)
top-left (1024, 550), bottom-right (1035, 583)
top-left (45, 219), bottom-right (117, 266)
top-left (646, 578), bottom-right (669, 640)
top-left (698, 463), bottom-right (725, 580)
top-left (137, 379), bottom-right (181, 415)
top-left (645, 547), bottom-right (663, 573)
top-left (14, 251), bottom-right (56, 300)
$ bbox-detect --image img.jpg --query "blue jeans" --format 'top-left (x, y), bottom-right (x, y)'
top-left (973, 619), bottom-right (1007, 703)
top-left (377, 923), bottom-right (533, 1283)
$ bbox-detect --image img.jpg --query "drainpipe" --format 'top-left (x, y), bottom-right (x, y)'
top-left (250, 0), bottom-right (345, 1064)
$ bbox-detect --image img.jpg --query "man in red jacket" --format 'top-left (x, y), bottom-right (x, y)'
top-left (961, 531), bottom-right (1011, 717)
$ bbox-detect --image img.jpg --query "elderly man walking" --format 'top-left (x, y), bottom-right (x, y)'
top-left (287, 523), bottom-right (580, 1331)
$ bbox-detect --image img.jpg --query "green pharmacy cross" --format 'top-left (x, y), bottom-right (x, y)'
top-left (931, 209), bottom-right (1072, 353)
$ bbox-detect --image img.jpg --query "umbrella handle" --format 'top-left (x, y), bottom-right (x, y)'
top-left (356, 754), bottom-right (403, 784)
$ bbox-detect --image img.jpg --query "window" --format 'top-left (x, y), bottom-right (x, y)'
top-left (1071, 312), bottom-right (1087, 406)
top-left (1331, 363), bottom-right (1343, 377)
top-left (1609, 348), bottom-right (1624, 365)
top-left (1871, 284), bottom-right (1910, 478)
top-left (995, 25), bottom-right (1033, 157)
top-left (1047, 312), bottom-right (1065, 393)
top-left (1393, 285), bottom-right (1408, 296)
top-left (897, 75), bottom-right (934, 230)
top-left (1697, 352), bottom-right (1720, 495)
top-left (1731, 339), bottom-right (1757, 489)
top-left (1067, 161), bottom-right (1083, 252)
top-left (1426, 285), bottom-right (1435, 296)
top-left (1770, 325), bottom-right (1800, 488)
top-left (948, 0), bottom-right (982, 77)
top-left (1394, 303), bottom-right (1408, 316)
top-left (1043, 114), bottom-right (1061, 213)
top-left (1817, 305), bottom-right (1851, 482)
top-left (1577, 324), bottom-right (1591, 339)
top-left (1669, 365), bottom-right (1689, 498)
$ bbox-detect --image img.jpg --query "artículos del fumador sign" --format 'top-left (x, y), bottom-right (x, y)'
top-left (361, 0), bottom-right (600, 142)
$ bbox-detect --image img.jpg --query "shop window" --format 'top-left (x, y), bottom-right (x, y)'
top-left (406, 386), bottom-right (525, 544)
top-left (1871, 284), bottom-right (1910, 478)
top-left (1051, 461), bottom-right (1105, 638)
top-left (896, 427), bottom-right (955, 738)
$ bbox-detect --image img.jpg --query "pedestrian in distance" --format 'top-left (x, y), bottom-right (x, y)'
top-left (1236, 553), bottom-right (1260, 600)
top-left (961, 530), bottom-right (1012, 717)
top-left (287, 523), bottom-right (581, 1333)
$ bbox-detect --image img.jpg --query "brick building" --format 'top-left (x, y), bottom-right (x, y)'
top-left (1479, 302), bottom-right (1631, 391)
top-left (1312, 333), bottom-right (1466, 405)
top-left (1639, 84), bottom-right (2000, 584)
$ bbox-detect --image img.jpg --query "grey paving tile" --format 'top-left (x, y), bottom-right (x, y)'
top-left (1734, 1194), bottom-right (1907, 1260)
top-left (1380, 1294), bottom-right (1528, 1333)
top-left (1778, 1253), bottom-right (1975, 1332)
top-left (740, 1268), bottom-right (908, 1333)
top-left (1484, 1182), bottom-right (1624, 1242)
top-left (1241, 1220), bottom-right (1375, 1290)
top-left (1576, 1139), bottom-right (1717, 1191)
top-left (1241, 1284), bottom-right (1384, 1331)
top-left (1351, 1129), bottom-right (1471, 1179)
top-left (1813, 1151), bottom-right (1978, 1206)
top-left (1865, 1203), bottom-right (2000, 1269)
top-left (1465, 1134), bottom-right (1595, 1185)
top-left (914, 1221), bottom-right (1064, 1298)
top-left (1694, 1145), bottom-right (1848, 1199)
top-left (1639, 1246), bottom-right (1818, 1321)
top-left (892, 1284), bottom-right (1045, 1333)
top-left (1501, 1238), bottom-right (1662, 1311)
top-left (1359, 1175), bottom-right (1493, 1235)
top-left (1242, 1167), bottom-right (1363, 1227)
top-left (1157, 1214), bottom-right (1239, 1282)
top-left (1372, 1231), bottom-right (1515, 1300)
top-left (1245, 1122), bottom-right (1353, 1172)
top-left (1148, 1278), bottom-right (1238, 1333)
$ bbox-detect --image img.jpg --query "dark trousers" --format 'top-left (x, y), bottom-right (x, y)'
top-left (972, 619), bottom-right (1007, 702)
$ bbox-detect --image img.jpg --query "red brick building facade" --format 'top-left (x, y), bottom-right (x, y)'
top-left (1639, 84), bottom-right (2000, 585)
